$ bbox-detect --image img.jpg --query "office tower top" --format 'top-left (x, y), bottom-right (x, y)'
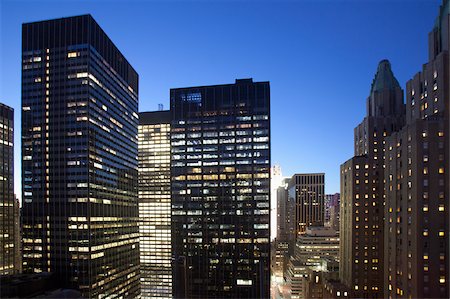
top-left (171, 78), bottom-right (269, 120)
top-left (22, 14), bottom-right (138, 92)
top-left (21, 15), bottom-right (140, 298)
top-left (170, 78), bottom-right (270, 299)
top-left (367, 59), bottom-right (404, 118)
top-left (355, 59), bottom-right (405, 156)
top-left (0, 103), bottom-right (20, 276)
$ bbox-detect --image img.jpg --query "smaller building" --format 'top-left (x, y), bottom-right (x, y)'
top-left (288, 174), bottom-right (325, 236)
top-left (324, 193), bottom-right (340, 231)
top-left (285, 226), bottom-right (339, 299)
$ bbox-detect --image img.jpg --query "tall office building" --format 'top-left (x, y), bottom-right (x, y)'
top-left (384, 2), bottom-right (449, 297)
top-left (0, 103), bottom-right (20, 275)
top-left (288, 173), bottom-right (325, 236)
top-left (138, 111), bottom-right (172, 298)
top-left (170, 78), bottom-right (270, 298)
top-left (340, 59), bottom-right (405, 298)
top-left (21, 15), bottom-right (140, 297)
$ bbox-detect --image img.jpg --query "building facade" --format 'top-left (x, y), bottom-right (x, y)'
top-left (138, 111), bottom-right (172, 298)
top-left (286, 226), bottom-right (339, 299)
top-left (277, 177), bottom-right (295, 242)
top-left (384, 2), bottom-right (450, 297)
top-left (340, 59), bottom-right (405, 298)
top-left (288, 173), bottom-right (325, 236)
top-left (325, 193), bottom-right (340, 231)
top-left (21, 15), bottom-right (140, 297)
top-left (170, 78), bottom-right (270, 298)
top-left (0, 103), bottom-right (20, 275)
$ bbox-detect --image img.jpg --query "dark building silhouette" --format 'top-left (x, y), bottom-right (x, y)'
top-left (0, 103), bottom-right (20, 276)
top-left (138, 111), bottom-right (172, 298)
top-left (21, 15), bottom-right (140, 297)
top-left (170, 78), bottom-right (270, 298)
top-left (384, 1), bottom-right (450, 297)
top-left (0, 273), bottom-right (82, 298)
top-left (340, 59), bottom-right (405, 298)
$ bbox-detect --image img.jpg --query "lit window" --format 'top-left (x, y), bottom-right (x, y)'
top-left (67, 52), bottom-right (79, 58)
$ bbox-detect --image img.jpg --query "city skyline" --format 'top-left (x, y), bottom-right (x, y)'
top-left (0, 0), bottom-right (443, 198)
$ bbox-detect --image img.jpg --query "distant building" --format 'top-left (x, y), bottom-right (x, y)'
top-left (288, 174), bottom-right (325, 236)
top-left (0, 103), bottom-right (19, 275)
top-left (170, 79), bottom-right (271, 298)
top-left (138, 111), bottom-right (172, 299)
top-left (324, 193), bottom-right (340, 231)
top-left (285, 226), bottom-right (339, 299)
top-left (277, 177), bottom-right (295, 242)
top-left (271, 165), bottom-right (284, 240)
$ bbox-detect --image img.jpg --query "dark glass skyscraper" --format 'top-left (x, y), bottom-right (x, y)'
top-left (170, 79), bottom-right (271, 298)
top-left (21, 15), bottom-right (140, 297)
top-left (0, 103), bottom-right (20, 276)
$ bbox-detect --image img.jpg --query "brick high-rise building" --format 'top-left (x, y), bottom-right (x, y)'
top-left (384, 1), bottom-right (450, 297)
top-left (21, 15), bottom-right (140, 297)
top-left (340, 59), bottom-right (405, 298)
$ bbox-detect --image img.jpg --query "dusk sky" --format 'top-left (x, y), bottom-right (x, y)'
top-left (0, 0), bottom-right (442, 197)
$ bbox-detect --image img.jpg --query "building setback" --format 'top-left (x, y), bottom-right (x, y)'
top-left (138, 111), bottom-right (172, 298)
top-left (0, 103), bottom-right (20, 275)
top-left (21, 15), bottom-right (140, 297)
top-left (288, 173), bottom-right (325, 236)
top-left (340, 59), bottom-right (405, 298)
top-left (170, 78), bottom-right (271, 298)
top-left (384, 1), bottom-right (449, 297)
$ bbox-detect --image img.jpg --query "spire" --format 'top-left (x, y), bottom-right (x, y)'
top-left (370, 59), bottom-right (401, 94)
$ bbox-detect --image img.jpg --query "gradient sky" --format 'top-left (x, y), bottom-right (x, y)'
top-left (0, 0), bottom-right (443, 198)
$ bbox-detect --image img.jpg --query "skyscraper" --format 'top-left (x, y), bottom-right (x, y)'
top-left (21, 15), bottom-right (140, 297)
top-left (138, 110), bottom-right (172, 298)
top-left (384, 1), bottom-right (449, 297)
top-left (288, 173), bottom-right (325, 237)
top-left (340, 60), bottom-right (405, 298)
top-left (0, 103), bottom-right (20, 275)
top-left (170, 78), bottom-right (270, 298)
top-left (277, 177), bottom-right (295, 243)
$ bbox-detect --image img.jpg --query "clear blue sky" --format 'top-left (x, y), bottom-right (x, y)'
top-left (0, 0), bottom-right (442, 197)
